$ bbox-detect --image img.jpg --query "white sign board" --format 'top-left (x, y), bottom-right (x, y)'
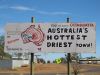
top-left (5, 23), bottom-right (96, 53)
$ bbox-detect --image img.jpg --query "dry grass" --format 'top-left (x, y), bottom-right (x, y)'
top-left (0, 64), bottom-right (100, 75)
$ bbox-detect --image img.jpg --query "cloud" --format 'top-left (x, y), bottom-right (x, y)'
top-left (0, 6), bottom-right (35, 11)
top-left (37, 11), bottom-right (70, 15)
top-left (9, 6), bottom-right (35, 11)
top-left (0, 5), bottom-right (70, 15)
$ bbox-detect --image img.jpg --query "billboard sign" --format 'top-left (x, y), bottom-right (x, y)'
top-left (5, 23), bottom-right (96, 53)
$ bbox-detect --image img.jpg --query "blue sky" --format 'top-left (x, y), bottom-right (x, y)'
top-left (0, 0), bottom-right (100, 60)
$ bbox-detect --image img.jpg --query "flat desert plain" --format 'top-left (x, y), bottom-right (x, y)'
top-left (0, 64), bottom-right (100, 75)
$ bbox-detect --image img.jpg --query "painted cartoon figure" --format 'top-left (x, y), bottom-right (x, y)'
top-left (21, 25), bottom-right (45, 46)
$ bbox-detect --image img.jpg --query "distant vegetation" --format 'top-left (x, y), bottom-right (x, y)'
top-left (0, 35), bottom-right (11, 59)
